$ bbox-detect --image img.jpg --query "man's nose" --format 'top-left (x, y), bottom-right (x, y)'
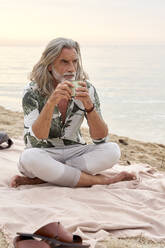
top-left (68, 62), bottom-right (76, 72)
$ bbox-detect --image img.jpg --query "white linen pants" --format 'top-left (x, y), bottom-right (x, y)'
top-left (18, 142), bottom-right (120, 187)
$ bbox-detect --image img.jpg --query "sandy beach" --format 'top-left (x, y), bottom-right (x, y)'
top-left (1, 105), bottom-right (165, 248)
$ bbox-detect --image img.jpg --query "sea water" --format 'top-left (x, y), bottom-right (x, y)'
top-left (0, 44), bottom-right (165, 144)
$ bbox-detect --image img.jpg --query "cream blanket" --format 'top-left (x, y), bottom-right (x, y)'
top-left (0, 139), bottom-right (165, 248)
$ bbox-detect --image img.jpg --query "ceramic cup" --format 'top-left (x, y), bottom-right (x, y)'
top-left (71, 81), bottom-right (81, 97)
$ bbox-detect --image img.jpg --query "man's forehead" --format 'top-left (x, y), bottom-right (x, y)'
top-left (58, 47), bottom-right (78, 59)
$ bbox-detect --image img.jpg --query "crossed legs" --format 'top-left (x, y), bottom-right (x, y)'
top-left (11, 142), bottom-right (136, 188)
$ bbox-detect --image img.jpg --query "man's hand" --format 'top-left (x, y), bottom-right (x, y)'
top-left (74, 81), bottom-right (93, 109)
top-left (48, 81), bottom-right (73, 106)
top-left (32, 81), bottom-right (73, 139)
top-left (74, 81), bottom-right (108, 140)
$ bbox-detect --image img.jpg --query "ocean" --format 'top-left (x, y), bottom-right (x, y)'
top-left (0, 44), bottom-right (165, 144)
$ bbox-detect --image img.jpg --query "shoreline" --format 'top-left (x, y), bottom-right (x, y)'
top-left (0, 105), bottom-right (165, 170)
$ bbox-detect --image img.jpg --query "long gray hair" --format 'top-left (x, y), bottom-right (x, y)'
top-left (30, 37), bottom-right (88, 96)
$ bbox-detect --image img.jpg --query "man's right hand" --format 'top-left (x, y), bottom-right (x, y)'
top-left (48, 81), bottom-right (73, 106)
top-left (32, 80), bottom-right (73, 139)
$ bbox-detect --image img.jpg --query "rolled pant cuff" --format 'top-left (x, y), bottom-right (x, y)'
top-left (55, 165), bottom-right (81, 187)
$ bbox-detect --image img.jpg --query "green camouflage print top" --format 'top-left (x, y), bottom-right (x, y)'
top-left (23, 81), bottom-right (107, 148)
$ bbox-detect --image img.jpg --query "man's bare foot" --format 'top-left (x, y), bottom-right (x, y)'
top-left (100, 171), bottom-right (136, 185)
top-left (10, 175), bottom-right (46, 188)
top-left (76, 171), bottom-right (136, 187)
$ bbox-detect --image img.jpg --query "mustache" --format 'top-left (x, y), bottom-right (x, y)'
top-left (63, 72), bottom-right (76, 77)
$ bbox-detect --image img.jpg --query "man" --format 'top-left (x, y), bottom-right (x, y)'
top-left (11, 37), bottom-right (135, 188)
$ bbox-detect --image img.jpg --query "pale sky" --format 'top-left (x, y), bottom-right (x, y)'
top-left (0, 0), bottom-right (165, 46)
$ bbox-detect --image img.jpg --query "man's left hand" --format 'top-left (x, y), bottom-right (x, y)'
top-left (75, 81), bottom-right (93, 109)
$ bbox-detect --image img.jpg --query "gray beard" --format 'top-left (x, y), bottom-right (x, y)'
top-left (51, 67), bottom-right (76, 83)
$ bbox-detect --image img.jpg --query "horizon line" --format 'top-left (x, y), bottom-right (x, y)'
top-left (0, 41), bottom-right (165, 47)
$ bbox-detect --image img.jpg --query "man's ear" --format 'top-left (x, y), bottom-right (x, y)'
top-left (48, 64), bottom-right (52, 71)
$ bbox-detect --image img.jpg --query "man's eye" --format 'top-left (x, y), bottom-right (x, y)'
top-left (62, 60), bottom-right (68, 64)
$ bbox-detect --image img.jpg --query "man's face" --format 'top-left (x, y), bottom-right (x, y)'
top-left (51, 47), bottom-right (78, 83)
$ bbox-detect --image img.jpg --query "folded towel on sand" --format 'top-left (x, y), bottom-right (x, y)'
top-left (0, 139), bottom-right (165, 248)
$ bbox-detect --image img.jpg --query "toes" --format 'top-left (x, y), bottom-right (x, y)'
top-left (10, 175), bottom-right (23, 188)
top-left (127, 174), bottom-right (136, 181)
top-left (10, 176), bottom-right (19, 188)
top-left (121, 172), bottom-right (136, 181)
